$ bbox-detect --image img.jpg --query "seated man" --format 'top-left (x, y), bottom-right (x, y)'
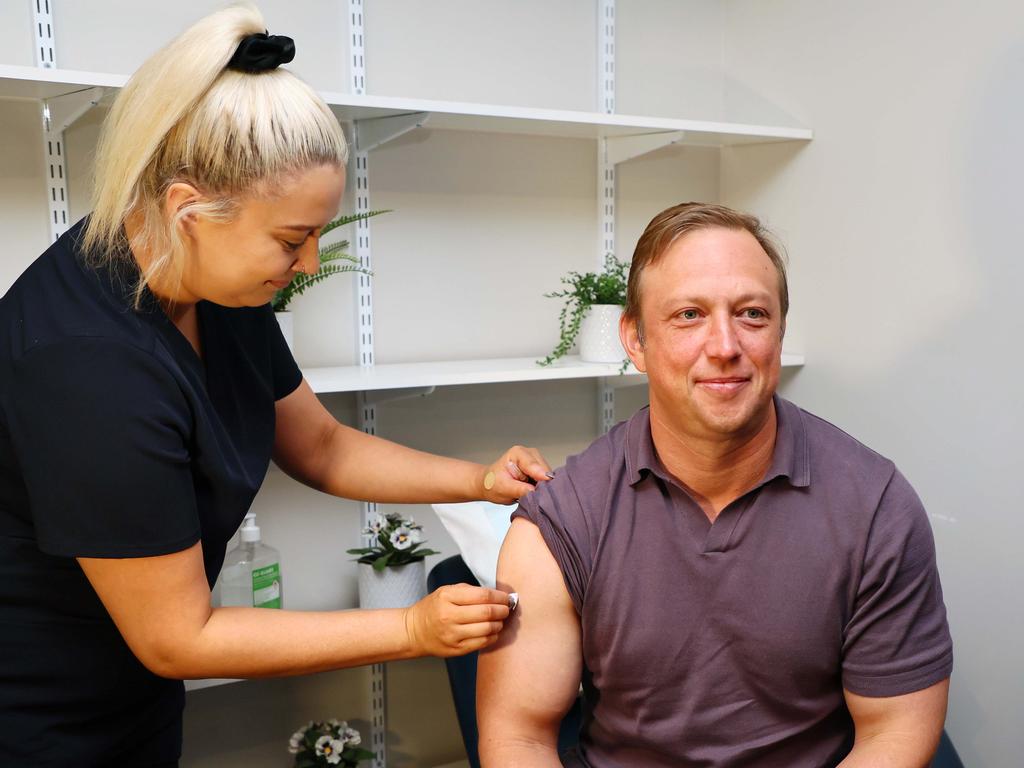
top-left (477, 203), bottom-right (952, 767)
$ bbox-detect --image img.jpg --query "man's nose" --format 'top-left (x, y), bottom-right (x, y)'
top-left (705, 314), bottom-right (740, 360)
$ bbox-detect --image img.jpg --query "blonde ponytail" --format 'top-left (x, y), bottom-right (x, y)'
top-left (82, 3), bottom-right (348, 304)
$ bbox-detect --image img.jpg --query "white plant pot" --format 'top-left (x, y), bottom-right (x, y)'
top-left (274, 311), bottom-right (294, 355)
top-left (578, 304), bottom-right (625, 363)
top-left (358, 561), bottom-right (427, 610)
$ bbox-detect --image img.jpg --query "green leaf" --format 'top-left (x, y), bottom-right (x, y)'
top-left (372, 552), bottom-right (393, 571)
top-left (321, 208), bottom-right (392, 238)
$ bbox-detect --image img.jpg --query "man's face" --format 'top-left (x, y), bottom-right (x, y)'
top-left (621, 226), bottom-right (784, 441)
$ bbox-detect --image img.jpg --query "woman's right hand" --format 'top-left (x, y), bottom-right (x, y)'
top-left (403, 584), bottom-right (512, 658)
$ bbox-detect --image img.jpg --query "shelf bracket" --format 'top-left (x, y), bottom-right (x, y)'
top-left (355, 112), bottom-right (430, 153)
top-left (360, 386), bottom-right (435, 406)
top-left (44, 87), bottom-right (104, 134)
top-left (605, 131), bottom-right (685, 165)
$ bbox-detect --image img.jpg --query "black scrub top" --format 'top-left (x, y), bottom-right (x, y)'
top-left (0, 219), bottom-right (302, 766)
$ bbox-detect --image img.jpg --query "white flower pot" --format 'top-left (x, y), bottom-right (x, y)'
top-left (274, 311), bottom-right (294, 355)
top-left (578, 304), bottom-right (625, 363)
top-left (358, 560), bottom-right (427, 610)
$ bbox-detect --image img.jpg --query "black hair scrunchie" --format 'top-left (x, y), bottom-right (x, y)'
top-left (227, 31), bottom-right (295, 72)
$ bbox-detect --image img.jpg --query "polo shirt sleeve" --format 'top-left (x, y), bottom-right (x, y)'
top-left (841, 469), bottom-right (953, 697)
top-left (8, 338), bottom-right (200, 558)
top-left (265, 305), bottom-right (302, 400)
top-left (511, 466), bottom-right (594, 615)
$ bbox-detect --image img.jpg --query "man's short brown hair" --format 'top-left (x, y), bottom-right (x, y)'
top-left (624, 202), bottom-right (789, 334)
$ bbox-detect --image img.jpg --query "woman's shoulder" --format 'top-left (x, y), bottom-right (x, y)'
top-left (1, 219), bottom-right (158, 364)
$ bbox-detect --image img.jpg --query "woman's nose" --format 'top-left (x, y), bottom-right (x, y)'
top-left (294, 239), bottom-right (320, 276)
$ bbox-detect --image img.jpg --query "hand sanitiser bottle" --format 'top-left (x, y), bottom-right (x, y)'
top-left (220, 513), bottom-right (283, 608)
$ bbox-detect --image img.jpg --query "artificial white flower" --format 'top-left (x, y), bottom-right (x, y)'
top-left (315, 735), bottom-right (347, 764)
top-left (287, 728), bottom-right (305, 754)
top-left (390, 527), bottom-right (414, 550)
top-left (327, 738), bottom-right (346, 764)
top-left (408, 528), bottom-right (422, 545)
top-left (342, 726), bottom-right (361, 746)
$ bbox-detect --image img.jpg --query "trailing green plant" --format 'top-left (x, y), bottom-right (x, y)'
top-left (272, 209), bottom-right (390, 312)
top-left (539, 253), bottom-right (630, 367)
top-left (346, 512), bottom-right (441, 572)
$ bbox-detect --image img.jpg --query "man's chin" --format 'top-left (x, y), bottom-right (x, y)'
top-left (693, 398), bottom-right (768, 437)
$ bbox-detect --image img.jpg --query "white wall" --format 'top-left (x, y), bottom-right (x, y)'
top-left (722, 0), bottom-right (1024, 764)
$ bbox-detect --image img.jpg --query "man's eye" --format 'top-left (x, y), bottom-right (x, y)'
top-left (742, 308), bottom-right (767, 320)
top-left (679, 309), bottom-right (700, 321)
top-left (282, 240), bottom-right (303, 252)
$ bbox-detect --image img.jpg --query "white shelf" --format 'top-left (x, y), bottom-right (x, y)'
top-left (304, 353), bottom-right (805, 395)
top-left (0, 64), bottom-right (125, 100)
top-left (0, 64), bottom-right (812, 146)
top-left (184, 677), bottom-right (242, 692)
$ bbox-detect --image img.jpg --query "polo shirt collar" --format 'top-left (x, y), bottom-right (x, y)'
top-left (624, 394), bottom-right (811, 489)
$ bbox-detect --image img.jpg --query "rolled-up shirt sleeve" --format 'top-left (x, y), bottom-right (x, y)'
top-left (841, 469), bottom-right (954, 696)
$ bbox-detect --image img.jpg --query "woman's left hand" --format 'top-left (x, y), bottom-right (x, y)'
top-left (479, 445), bottom-right (554, 504)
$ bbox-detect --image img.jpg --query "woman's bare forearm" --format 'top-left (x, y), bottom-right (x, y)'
top-left (156, 605), bottom-right (416, 679)
top-left (315, 422), bottom-right (485, 503)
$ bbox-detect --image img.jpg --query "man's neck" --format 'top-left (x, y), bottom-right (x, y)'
top-left (649, 399), bottom-right (778, 521)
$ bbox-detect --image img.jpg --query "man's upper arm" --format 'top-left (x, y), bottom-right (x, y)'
top-left (477, 518), bottom-right (582, 763)
top-left (841, 679), bottom-right (949, 766)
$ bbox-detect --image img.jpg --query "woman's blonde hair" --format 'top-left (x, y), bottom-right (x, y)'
top-left (82, 3), bottom-right (348, 305)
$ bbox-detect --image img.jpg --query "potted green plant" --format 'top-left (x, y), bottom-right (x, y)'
top-left (347, 512), bottom-right (441, 609)
top-left (539, 254), bottom-right (630, 366)
top-left (272, 209), bottom-right (389, 352)
top-left (288, 719), bottom-right (374, 767)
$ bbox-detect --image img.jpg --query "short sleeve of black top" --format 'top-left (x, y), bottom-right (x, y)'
top-left (0, 219), bottom-right (302, 766)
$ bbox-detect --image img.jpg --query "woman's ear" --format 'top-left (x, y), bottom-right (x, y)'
top-left (620, 313), bottom-right (647, 373)
top-left (163, 182), bottom-right (204, 235)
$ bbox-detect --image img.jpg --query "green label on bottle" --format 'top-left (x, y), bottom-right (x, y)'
top-left (252, 563), bottom-right (282, 608)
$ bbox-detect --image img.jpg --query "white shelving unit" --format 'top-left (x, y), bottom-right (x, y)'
top-left (0, 63), bottom-right (811, 145)
top-left (303, 353), bottom-right (805, 394)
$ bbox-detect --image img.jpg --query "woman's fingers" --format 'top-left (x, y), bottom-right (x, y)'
top-left (481, 445), bottom-right (556, 503)
top-left (506, 445), bottom-right (554, 484)
top-left (406, 585), bottom-right (512, 658)
top-left (455, 621), bottom-right (505, 640)
top-left (442, 584), bottom-right (510, 610)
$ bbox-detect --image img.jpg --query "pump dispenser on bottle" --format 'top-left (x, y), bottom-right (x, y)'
top-left (220, 513), bottom-right (283, 608)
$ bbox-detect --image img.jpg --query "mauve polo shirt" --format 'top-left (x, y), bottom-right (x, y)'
top-left (513, 395), bottom-right (953, 768)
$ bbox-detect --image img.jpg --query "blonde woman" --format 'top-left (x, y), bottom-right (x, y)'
top-left (0, 6), bottom-right (550, 766)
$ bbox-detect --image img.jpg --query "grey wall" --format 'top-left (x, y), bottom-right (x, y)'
top-left (722, 1), bottom-right (1024, 764)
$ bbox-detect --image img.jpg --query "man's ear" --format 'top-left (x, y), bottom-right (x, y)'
top-left (620, 313), bottom-right (646, 373)
top-left (163, 182), bottom-right (204, 236)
